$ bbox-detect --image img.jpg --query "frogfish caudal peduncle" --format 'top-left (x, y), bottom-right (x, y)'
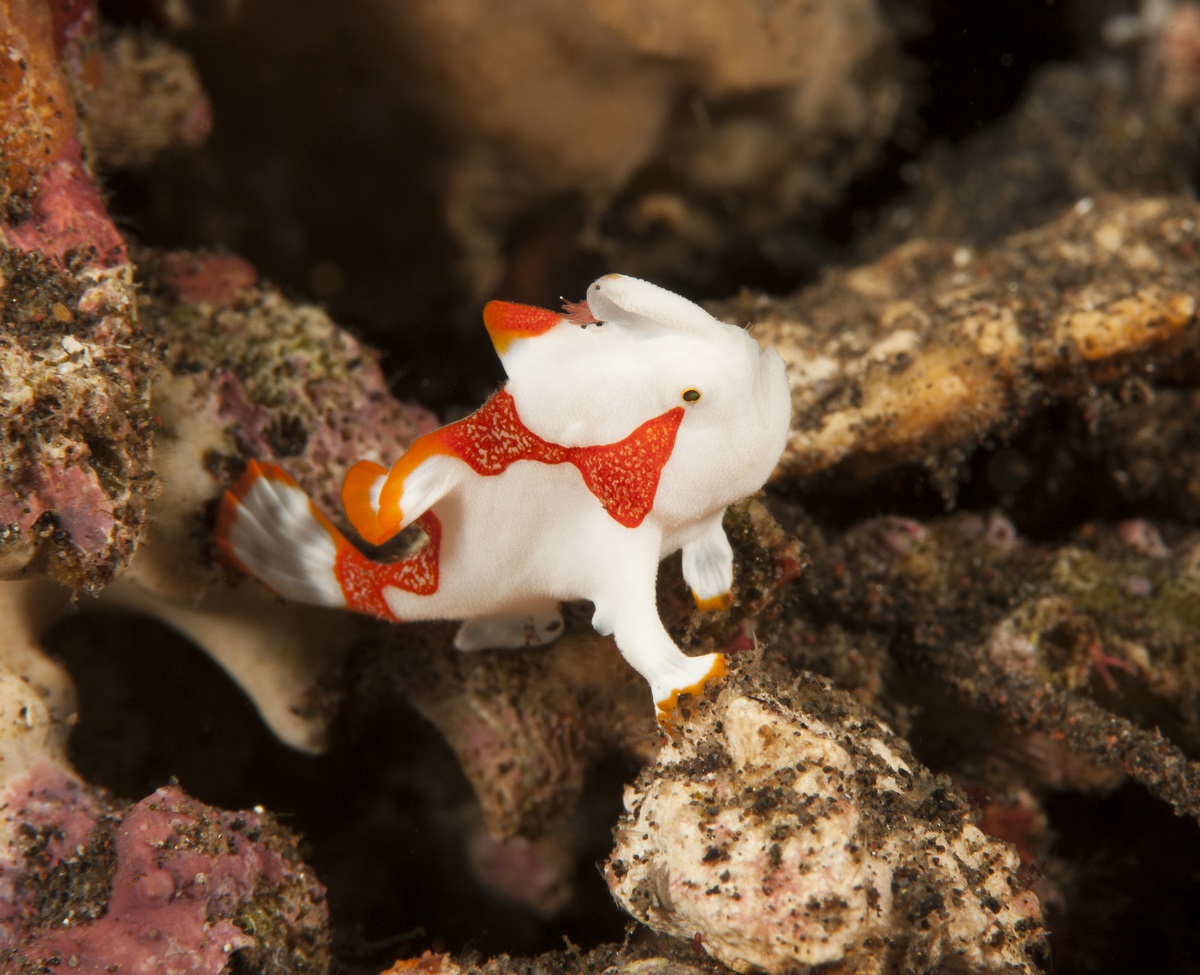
top-left (215, 274), bottom-right (792, 722)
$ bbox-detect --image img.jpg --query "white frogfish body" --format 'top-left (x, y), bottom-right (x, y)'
top-left (216, 274), bottom-right (791, 720)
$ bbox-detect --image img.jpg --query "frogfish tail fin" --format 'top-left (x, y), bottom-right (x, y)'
top-left (216, 460), bottom-right (351, 610)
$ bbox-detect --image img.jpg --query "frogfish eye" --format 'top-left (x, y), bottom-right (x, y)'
top-left (682, 388), bottom-right (702, 403)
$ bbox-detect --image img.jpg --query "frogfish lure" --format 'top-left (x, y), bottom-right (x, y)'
top-left (215, 274), bottom-right (791, 722)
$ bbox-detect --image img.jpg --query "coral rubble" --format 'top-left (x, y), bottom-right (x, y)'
top-left (81, 29), bottom-right (211, 169)
top-left (0, 0), bottom-right (151, 591)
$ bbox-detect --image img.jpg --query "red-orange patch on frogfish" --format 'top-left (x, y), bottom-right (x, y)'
top-left (333, 511), bottom-right (442, 619)
top-left (570, 409), bottom-right (685, 527)
top-left (378, 389), bottom-right (683, 535)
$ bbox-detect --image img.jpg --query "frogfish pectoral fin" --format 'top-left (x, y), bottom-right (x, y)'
top-left (343, 432), bottom-right (465, 547)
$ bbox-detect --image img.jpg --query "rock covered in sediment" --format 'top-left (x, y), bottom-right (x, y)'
top-left (606, 672), bottom-right (1047, 975)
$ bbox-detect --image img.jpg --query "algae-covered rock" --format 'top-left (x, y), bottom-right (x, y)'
top-left (0, 1), bottom-right (156, 590)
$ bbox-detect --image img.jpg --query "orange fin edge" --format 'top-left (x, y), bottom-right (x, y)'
top-left (693, 591), bottom-right (734, 612)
